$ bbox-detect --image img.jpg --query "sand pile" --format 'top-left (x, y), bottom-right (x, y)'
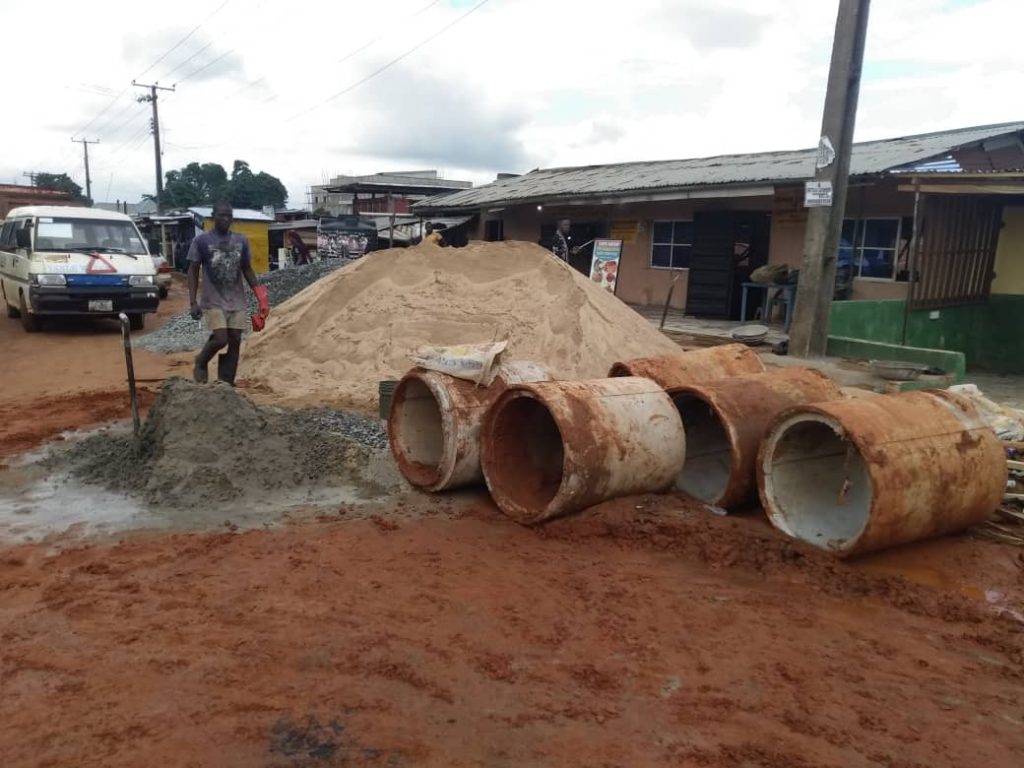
top-left (57, 378), bottom-right (398, 506)
top-left (242, 241), bottom-right (679, 410)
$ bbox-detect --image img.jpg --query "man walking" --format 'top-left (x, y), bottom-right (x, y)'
top-left (188, 201), bottom-right (268, 385)
top-left (550, 218), bottom-right (574, 262)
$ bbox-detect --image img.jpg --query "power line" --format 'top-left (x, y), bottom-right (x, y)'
top-left (135, 0), bottom-right (231, 81)
top-left (176, 47), bottom-right (235, 85)
top-left (162, 39), bottom-right (216, 82)
top-left (286, 0), bottom-right (492, 122)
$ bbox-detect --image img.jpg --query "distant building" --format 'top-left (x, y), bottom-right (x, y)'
top-left (94, 199), bottom-right (158, 216)
top-left (0, 184), bottom-right (76, 218)
top-left (309, 170), bottom-right (472, 216)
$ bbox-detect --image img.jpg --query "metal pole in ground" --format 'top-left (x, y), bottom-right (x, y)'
top-left (119, 313), bottom-right (141, 438)
top-left (788, 0), bottom-right (872, 358)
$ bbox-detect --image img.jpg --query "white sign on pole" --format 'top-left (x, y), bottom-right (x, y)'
top-left (815, 136), bottom-right (837, 169)
top-left (804, 180), bottom-right (834, 207)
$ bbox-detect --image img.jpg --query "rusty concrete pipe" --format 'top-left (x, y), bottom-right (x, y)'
top-left (388, 361), bottom-right (549, 492)
top-left (669, 368), bottom-right (842, 510)
top-left (757, 391), bottom-right (1007, 557)
top-left (480, 377), bottom-right (685, 525)
top-left (609, 344), bottom-right (765, 389)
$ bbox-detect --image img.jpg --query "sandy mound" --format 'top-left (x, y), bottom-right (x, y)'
top-left (242, 241), bottom-right (679, 410)
top-left (56, 378), bottom-right (398, 506)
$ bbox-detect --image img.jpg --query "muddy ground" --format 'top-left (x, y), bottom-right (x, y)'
top-left (0, 281), bottom-right (1022, 767)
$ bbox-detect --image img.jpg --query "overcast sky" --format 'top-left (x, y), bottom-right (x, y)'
top-left (5, 0), bottom-right (1022, 207)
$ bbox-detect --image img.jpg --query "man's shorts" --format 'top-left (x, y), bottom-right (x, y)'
top-left (204, 308), bottom-right (248, 332)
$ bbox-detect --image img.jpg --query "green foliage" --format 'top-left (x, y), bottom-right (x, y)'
top-left (158, 160), bottom-right (287, 210)
top-left (33, 172), bottom-right (88, 202)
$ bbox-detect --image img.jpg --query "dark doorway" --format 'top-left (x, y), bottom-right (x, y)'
top-left (685, 211), bottom-right (771, 319)
top-left (539, 221), bottom-right (606, 274)
top-left (484, 219), bottom-right (504, 241)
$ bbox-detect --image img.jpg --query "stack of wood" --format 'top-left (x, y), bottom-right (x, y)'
top-left (974, 441), bottom-right (1024, 545)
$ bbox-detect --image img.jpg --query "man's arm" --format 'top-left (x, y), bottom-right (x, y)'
top-left (186, 241), bottom-right (202, 319)
top-left (240, 237), bottom-right (259, 289)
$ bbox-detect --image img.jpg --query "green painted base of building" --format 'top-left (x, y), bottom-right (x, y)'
top-left (829, 294), bottom-right (1024, 374)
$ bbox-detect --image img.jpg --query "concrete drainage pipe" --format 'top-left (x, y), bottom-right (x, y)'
top-left (609, 344), bottom-right (765, 389)
top-left (669, 367), bottom-right (841, 510)
top-left (480, 377), bottom-right (685, 525)
top-left (758, 391), bottom-right (1007, 557)
top-left (388, 362), bottom-right (549, 492)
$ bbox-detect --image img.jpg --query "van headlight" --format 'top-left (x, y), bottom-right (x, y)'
top-left (129, 275), bottom-right (155, 287)
top-left (33, 274), bottom-right (66, 286)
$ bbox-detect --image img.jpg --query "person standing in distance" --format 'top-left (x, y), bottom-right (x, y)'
top-left (187, 201), bottom-right (268, 385)
top-left (550, 218), bottom-right (575, 262)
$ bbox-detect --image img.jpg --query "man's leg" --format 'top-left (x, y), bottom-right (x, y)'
top-left (194, 328), bottom-right (229, 383)
top-left (217, 329), bottom-right (243, 385)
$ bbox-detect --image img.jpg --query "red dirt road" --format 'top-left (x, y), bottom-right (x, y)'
top-left (0, 280), bottom-right (190, 457)
top-left (2, 496), bottom-right (1022, 768)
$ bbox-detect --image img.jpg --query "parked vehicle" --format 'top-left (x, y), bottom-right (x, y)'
top-left (151, 253), bottom-right (172, 299)
top-left (0, 206), bottom-right (159, 332)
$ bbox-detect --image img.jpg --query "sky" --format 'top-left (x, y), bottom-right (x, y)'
top-left (4, 0), bottom-right (1023, 207)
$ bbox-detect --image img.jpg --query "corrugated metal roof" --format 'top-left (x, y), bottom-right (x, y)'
top-left (414, 122), bottom-right (1024, 212)
top-left (189, 206), bottom-right (275, 221)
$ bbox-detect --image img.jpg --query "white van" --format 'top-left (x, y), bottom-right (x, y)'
top-left (0, 206), bottom-right (159, 332)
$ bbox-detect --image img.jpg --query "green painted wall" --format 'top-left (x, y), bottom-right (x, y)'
top-left (828, 295), bottom-right (1024, 373)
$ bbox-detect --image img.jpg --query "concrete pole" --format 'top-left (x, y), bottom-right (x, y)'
top-left (788, 0), bottom-right (871, 358)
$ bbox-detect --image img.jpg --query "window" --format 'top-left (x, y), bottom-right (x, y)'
top-left (34, 217), bottom-right (148, 255)
top-left (839, 217), bottom-right (906, 280)
top-left (651, 220), bottom-right (693, 269)
top-left (0, 221), bottom-right (13, 249)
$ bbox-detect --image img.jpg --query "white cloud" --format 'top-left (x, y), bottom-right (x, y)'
top-left (3, 0), bottom-right (1022, 207)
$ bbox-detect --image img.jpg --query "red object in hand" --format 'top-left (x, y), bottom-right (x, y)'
top-left (254, 285), bottom-right (270, 319)
top-left (251, 313), bottom-right (265, 332)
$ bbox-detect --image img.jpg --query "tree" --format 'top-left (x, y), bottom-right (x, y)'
top-left (34, 172), bottom-right (88, 203)
top-left (157, 160), bottom-right (287, 210)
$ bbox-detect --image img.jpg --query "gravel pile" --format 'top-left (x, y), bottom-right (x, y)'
top-left (53, 377), bottom-right (396, 506)
top-left (137, 259), bottom-right (351, 354)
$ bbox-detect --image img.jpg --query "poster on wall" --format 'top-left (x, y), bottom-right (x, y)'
top-left (589, 239), bottom-right (623, 294)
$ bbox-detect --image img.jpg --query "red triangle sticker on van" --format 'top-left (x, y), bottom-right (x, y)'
top-left (86, 254), bottom-right (118, 274)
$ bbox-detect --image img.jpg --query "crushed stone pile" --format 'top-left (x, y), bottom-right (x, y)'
top-left (137, 259), bottom-right (350, 353)
top-left (56, 378), bottom-right (395, 507)
top-left (242, 241), bottom-right (680, 410)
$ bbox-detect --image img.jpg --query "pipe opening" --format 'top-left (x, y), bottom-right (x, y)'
top-left (608, 362), bottom-right (631, 377)
top-left (487, 395), bottom-right (564, 515)
top-left (673, 394), bottom-right (732, 503)
top-left (391, 378), bottom-right (445, 487)
top-left (763, 416), bottom-right (872, 550)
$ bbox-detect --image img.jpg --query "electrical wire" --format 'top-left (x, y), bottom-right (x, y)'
top-left (134, 0), bottom-right (231, 81)
top-left (286, 0), bottom-right (492, 122)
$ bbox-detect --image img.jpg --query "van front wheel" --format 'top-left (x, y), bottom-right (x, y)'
top-left (6, 300), bottom-right (19, 318)
top-left (19, 294), bottom-right (39, 332)
top-left (129, 313), bottom-right (145, 331)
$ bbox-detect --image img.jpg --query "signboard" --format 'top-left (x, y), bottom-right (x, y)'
top-left (804, 180), bottom-right (834, 208)
top-left (609, 219), bottom-right (639, 244)
top-left (589, 239), bottom-right (623, 294)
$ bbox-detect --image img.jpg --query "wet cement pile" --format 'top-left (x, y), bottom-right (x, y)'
top-left (54, 378), bottom-right (398, 506)
top-left (242, 242), bottom-right (680, 410)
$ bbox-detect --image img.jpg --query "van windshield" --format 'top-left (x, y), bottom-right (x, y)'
top-left (34, 217), bottom-right (148, 255)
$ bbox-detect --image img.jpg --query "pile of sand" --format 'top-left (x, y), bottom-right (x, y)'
top-left (242, 241), bottom-right (679, 410)
top-left (57, 378), bottom-right (398, 507)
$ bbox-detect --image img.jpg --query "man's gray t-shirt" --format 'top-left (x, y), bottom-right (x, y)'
top-left (187, 231), bottom-right (252, 312)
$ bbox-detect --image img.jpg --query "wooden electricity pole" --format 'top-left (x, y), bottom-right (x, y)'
top-left (71, 137), bottom-right (99, 201)
top-left (788, 0), bottom-right (871, 358)
top-left (132, 80), bottom-right (175, 210)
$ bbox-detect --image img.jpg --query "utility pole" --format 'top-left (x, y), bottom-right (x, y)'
top-left (70, 138), bottom-right (100, 201)
top-left (788, 0), bottom-right (871, 358)
top-left (22, 172), bottom-right (39, 186)
top-left (132, 80), bottom-right (175, 210)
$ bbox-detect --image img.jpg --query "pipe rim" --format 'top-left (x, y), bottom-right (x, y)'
top-left (481, 388), bottom-right (567, 525)
top-left (759, 411), bottom-right (872, 555)
top-left (670, 389), bottom-right (739, 507)
top-left (388, 372), bottom-right (457, 491)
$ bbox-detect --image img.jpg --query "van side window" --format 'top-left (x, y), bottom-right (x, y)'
top-left (0, 221), bottom-right (13, 249)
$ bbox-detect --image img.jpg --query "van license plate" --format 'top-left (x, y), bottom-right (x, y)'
top-left (88, 300), bottom-right (113, 312)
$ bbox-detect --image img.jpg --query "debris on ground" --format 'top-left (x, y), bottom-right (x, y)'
top-left (52, 377), bottom-right (394, 506)
top-left (136, 260), bottom-right (350, 353)
top-left (242, 242), bottom-right (680, 410)
top-left (948, 383), bottom-right (1024, 441)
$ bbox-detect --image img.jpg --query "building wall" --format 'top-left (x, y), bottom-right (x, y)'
top-left (487, 195), bottom-right (773, 309)
top-left (203, 218), bottom-right (270, 273)
top-left (993, 205), bottom-right (1024, 294)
